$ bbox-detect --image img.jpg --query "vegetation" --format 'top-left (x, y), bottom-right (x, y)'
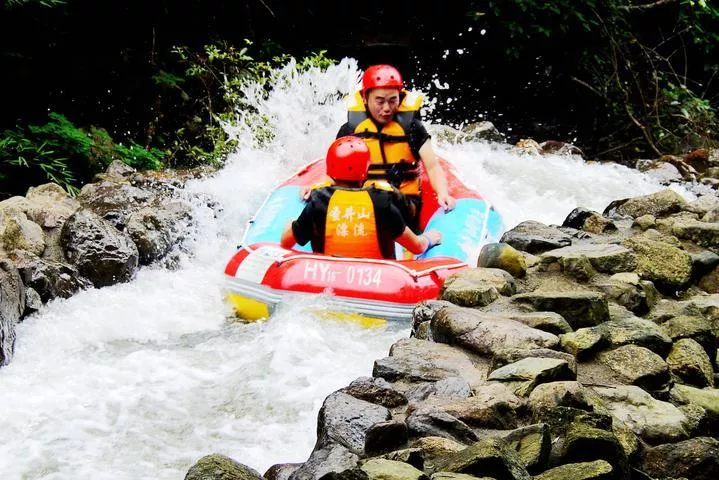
top-left (1, 1), bottom-right (717, 198)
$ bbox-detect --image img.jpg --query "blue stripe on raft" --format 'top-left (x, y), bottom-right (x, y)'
top-left (243, 186), bottom-right (313, 252)
top-left (417, 198), bottom-right (504, 263)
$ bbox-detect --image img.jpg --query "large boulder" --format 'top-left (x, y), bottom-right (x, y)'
top-left (1, 259), bottom-right (25, 366)
top-left (60, 209), bottom-right (139, 287)
top-left (184, 454), bottom-right (264, 480)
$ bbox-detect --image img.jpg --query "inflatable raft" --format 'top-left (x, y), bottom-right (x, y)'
top-left (224, 157), bottom-right (504, 322)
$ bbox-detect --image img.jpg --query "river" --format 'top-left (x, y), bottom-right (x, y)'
top-left (0, 58), bottom-right (697, 480)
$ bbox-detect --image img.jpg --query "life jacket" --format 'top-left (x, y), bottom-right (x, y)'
top-left (346, 90), bottom-right (423, 196)
top-left (324, 188), bottom-right (383, 259)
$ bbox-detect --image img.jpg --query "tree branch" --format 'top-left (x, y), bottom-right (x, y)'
top-left (619, 0), bottom-right (679, 12)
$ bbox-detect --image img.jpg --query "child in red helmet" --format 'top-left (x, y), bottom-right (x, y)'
top-left (281, 136), bottom-right (441, 259)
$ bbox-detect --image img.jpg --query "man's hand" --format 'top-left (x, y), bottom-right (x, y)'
top-left (437, 193), bottom-right (457, 211)
top-left (300, 185), bottom-right (312, 200)
top-left (422, 230), bottom-right (442, 251)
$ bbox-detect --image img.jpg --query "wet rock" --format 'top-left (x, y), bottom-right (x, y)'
top-left (491, 348), bottom-right (576, 375)
top-left (500, 312), bottom-right (572, 336)
top-left (605, 189), bottom-right (688, 219)
top-left (598, 318), bottom-right (673, 356)
top-left (590, 276), bottom-right (655, 315)
top-left (364, 421), bottom-right (409, 456)
top-left (411, 300), bottom-right (454, 340)
top-left (441, 268), bottom-right (516, 307)
top-left (488, 358), bottom-right (575, 397)
top-left (562, 207), bottom-right (617, 235)
top-left (0, 206), bottom-right (45, 256)
top-left (622, 232), bottom-right (693, 293)
top-left (60, 209), bottom-right (139, 287)
top-left (540, 244), bottom-right (636, 275)
top-left (373, 338), bottom-right (486, 388)
top-left (24, 182), bottom-right (81, 228)
top-left (341, 377), bottom-right (408, 408)
top-left (527, 382), bottom-right (603, 415)
top-left (444, 316), bottom-right (559, 357)
top-left (512, 291), bottom-right (609, 330)
top-left (266, 464), bottom-right (302, 480)
top-left (672, 218), bottom-right (719, 250)
top-left (1, 259), bottom-right (25, 366)
top-left (404, 377), bottom-right (471, 404)
top-left (77, 180), bottom-right (155, 229)
top-left (500, 221), bottom-right (572, 254)
top-left (596, 345), bottom-right (670, 392)
top-left (317, 392), bottom-right (391, 455)
top-left (431, 473), bottom-right (493, 480)
top-left (658, 314), bottom-right (716, 363)
top-left (638, 436), bottom-right (719, 480)
top-left (666, 338), bottom-right (714, 388)
top-left (699, 264), bottom-right (719, 293)
top-left (125, 200), bottom-right (193, 265)
top-left (534, 460), bottom-right (613, 480)
top-left (561, 422), bottom-right (629, 479)
top-left (592, 385), bottom-right (689, 445)
top-left (478, 242), bottom-right (527, 278)
top-left (636, 158), bottom-right (684, 184)
top-left (359, 459), bottom-right (427, 480)
top-left (559, 328), bottom-right (605, 360)
top-left (500, 423), bottom-right (551, 472)
top-left (686, 194), bottom-right (719, 216)
top-left (289, 443), bottom-right (359, 480)
top-left (435, 437), bottom-right (531, 480)
top-left (669, 384), bottom-right (719, 427)
top-left (373, 449), bottom-right (424, 470)
top-left (420, 383), bottom-right (524, 430)
top-left (410, 437), bottom-right (466, 472)
top-left (184, 454), bottom-right (263, 480)
top-left (405, 407), bottom-right (478, 444)
top-left (10, 250), bottom-right (90, 303)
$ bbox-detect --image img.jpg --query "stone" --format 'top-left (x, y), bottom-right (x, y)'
top-left (534, 460), bottom-right (613, 480)
top-left (478, 242), bottom-right (527, 278)
top-left (622, 233), bottom-right (693, 293)
top-left (316, 392), bottom-right (391, 455)
top-left (341, 377), bottom-right (408, 408)
top-left (562, 207), bottom-right (617, 235)
top-left (1, 259), bottom-right (25, 366)
top-left (424, 383), bottom-right (524, 430)
top-left (561, 423), bottom-right (629, 479)
top-left (527, 382), bottom-right (603, 414)
top-left (596, 345), bottom-right (670, 392)
top-left (666, 338), bottom-right (714, 387)
top-left (405, 407), bottom-right (478, 445)
top-left (606, 189), bottom-right (688, 219)
top-left (289, 443), bottom-right (359, 480)
top-left (360, 459), bottom-right (427, 480)
top-left (60, 209), bottom-right (139, 288)
top-left (500, 220), bottom-right (572, 254)
top-left (374, 338), bottom-right (486, 388)
top-left (488, 357), bottom-right (575, 396)
top-left (559, 328), bottom-right (605, 360)
top-left (404, 377), bottom-right (471, 404)
top-left (592, 385), bottom-right (689, 445)
top-left (441, 267), bottom-right (516, 307)
top-left (672, 218), bottom-right (719, 249)
top-left (435, 437), bottom-right (531, 480)
top-left (540, 244), bottom-right (637, 274)
top-left (185, 454), bottom-right (264, 480)
top-left (639, 437), bottom-right (719, 480)
top-left (363, 420), bottom-right (410, 457)
top-left (410, 437), bottom-right (466, 471)
top-left (512, 291), bottom-right (609, 330)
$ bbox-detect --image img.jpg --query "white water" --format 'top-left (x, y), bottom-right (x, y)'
top-left (0, 59), bottom-right (698, 480)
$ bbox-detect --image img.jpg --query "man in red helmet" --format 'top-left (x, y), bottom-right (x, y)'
top-left (281, 136), bottom-right (441, 259)
top-left (336, 64), bottom-right (457, 231)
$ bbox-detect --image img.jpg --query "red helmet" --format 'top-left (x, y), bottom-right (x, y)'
top-left (326, 136), bottom-right (371, 182)
top-left (362, 64), bottom-right (403, 93)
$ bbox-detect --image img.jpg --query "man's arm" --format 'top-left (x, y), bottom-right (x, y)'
top-left (280, 220), bottom-right (297, 249)
top-left (396, 227), bottom-right (442, 254)
top-left (419, 140), bottom-right (456, 211)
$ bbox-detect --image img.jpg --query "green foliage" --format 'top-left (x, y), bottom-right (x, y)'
top-left (470, 0), bottom-right (719, 157)
top-left (0, 113), bottom-right (164, 198)
top-left (161, 41), bottom-right (336, 167)
top-left (5, 0), bottom-right (66, 8)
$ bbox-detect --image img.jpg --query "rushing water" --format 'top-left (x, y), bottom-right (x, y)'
top-left (0, 59), bottom-right (699, 480)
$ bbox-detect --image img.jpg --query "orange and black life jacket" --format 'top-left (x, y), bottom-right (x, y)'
top-left (346, 90), bottom-right (423, 196)
top-left (324, 187), bottom-right (383, 259)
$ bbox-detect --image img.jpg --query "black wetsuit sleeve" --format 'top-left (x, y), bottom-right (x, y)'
top-left (291, 204), bottom-right (314, 247)
top-left (407, 118), bottom-right (430, 158)
top-left (336, 123), bottom-right (354, 139)
top-left (291, 188), bottom-right (331, 252)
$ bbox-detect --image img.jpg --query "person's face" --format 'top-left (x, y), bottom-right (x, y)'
top-left (364, 88), bottom-right (401, 124)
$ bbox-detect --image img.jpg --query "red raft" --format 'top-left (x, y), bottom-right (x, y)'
top-left (223, 157), bottom-right (504, 322)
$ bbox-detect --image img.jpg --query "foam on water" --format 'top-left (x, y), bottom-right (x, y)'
top-left (0, 58), bottom-right (692, 479)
